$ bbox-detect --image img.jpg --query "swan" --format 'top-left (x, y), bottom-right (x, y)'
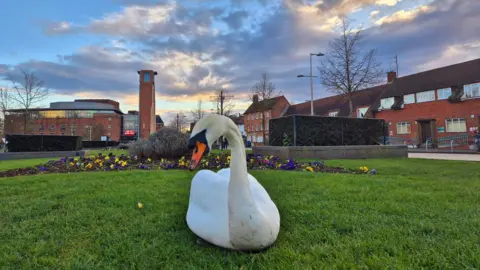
top-left (186, 114), bottom-right (280, 251)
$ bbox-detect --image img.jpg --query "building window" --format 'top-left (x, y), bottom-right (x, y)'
top-left (464, 83), bottom-right (480, 98)
top-left (328, 111), bottom-right (339, 117)
top-left (396, 122), bottom-right (411, 134)
top-left (256, 113), bottom-right (258, 120)
top-left (144, 72), bottom-right (150, 83)
top-left (60, 124), bottom-right (66, 132)
top-left (356, 107), bottom-right (368, 118)
top-left (70, 124), bottom-right (76, 135)
top-left (446, 118), bottom-right (466, 132)
top-left (108, 117), bottom-right (112, 121)
top-left (108, 125), bottom-right (111, 129)
top-left (416, 90), bottom-right (435, 103)
top-left (404, 94), bottom-right (415, 104)
top-left (266, 111), bottom-right (270, 118)
top-left (50, 124), bottom-right (55, 132)
top-left (107, 132), bottom-right (111, 136)
top-left (437, 88), bottom-right (451, 100)
top-left (380, 97), bottom-right (394, 109)
top-left (39, 124), bottom-right (44, 132)
top-left (260, 123), bottom-right (263, 131)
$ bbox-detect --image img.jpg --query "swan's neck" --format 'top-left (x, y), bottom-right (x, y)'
top-left (224, 127), bottom-right (253, 206)
top-left (224, 125), bottom-right (269, 249)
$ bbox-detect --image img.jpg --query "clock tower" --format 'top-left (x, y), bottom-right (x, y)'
top-left (137, 70), bottom-right (157, 139)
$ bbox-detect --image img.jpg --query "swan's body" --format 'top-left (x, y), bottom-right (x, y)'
top-left (186, 114), bottom-right (280, 251)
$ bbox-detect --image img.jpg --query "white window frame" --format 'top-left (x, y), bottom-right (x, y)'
top-left (463, 82), bottom-right (480, 99)
top-left (356, 107), bottom-right (368, 118)
top-left (396, 122), bottom-right (411, 134)
top-left (416, 90), bottom-right (435, 103)
top-left (445, 118), bottom-right (467, 132)
top-left (437, 88), bottom-right (452, 100)
top-left (266, 111), bottom-right (270, 118)
top-left (404, 94), bottom-right (415, 104)
top-left (328, 111), bottom-right (339, 117)
top-left (380, 97), bottom-right (394, 110)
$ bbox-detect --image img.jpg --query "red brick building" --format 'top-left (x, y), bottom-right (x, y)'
top-left (283, 86), bottom-right (385, 118)
top-left (5, 99), bottom-right (123, 141)
top-left (282, 58), bottom-right (480, 148)
top-left (372, 59), bottom-right (480, 147)
top-left (243, 95), bottom-right (290, 145)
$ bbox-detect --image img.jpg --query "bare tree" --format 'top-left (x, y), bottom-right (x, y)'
top-left (250, 72), bottom-right (281, 142)
top-left (0, 87), bottom-right (13, 137)
top-left (168, 113), bottom-right (187, 132)
top-left (319, 17), bottom-right (383, 116)
top-left (7, 69), bottom-right (50, 133)
top-left (211, 88), bottom-right (235, 116)
top-left (190, 100), bottom-right (205, 121)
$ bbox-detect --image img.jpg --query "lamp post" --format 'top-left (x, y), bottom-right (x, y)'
top-left (297, 52), bottom-right (324, 116)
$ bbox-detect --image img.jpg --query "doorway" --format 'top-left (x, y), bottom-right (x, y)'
top-left (420, 121), bottom-right (432, 143)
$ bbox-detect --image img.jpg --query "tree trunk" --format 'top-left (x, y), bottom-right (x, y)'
top-left (262, 111), bottom-right (266, 145)
top-left (348, 96), bottom-right (353, 117)
top-left (23, 109), bottom-right (28, 134)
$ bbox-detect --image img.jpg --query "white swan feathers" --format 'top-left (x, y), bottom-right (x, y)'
top-left (186, 114), bottom-right (280, 251)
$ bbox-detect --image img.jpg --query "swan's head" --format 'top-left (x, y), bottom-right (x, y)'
top-left (188, 114), bottom-right (234, 170)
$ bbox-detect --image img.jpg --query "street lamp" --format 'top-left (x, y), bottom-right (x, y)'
top-left (297, 52), bottom-right (324, 116)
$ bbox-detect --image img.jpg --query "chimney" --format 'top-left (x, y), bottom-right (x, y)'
top-left (253, 94), bottom-right (259, 103)
top-left (387, 71), bottom-right (397, 83)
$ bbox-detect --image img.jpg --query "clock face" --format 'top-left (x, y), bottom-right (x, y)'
top-left (144, 72), bottom-right (150, 82)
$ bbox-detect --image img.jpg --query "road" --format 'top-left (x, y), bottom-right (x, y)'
top-left (409, 152), bottom-right (480, 161)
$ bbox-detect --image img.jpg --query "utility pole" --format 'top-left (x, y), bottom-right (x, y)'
top-left (394, 55), bottom-right (399, 76)
top-left (210, 89), bottom-right (234, 116)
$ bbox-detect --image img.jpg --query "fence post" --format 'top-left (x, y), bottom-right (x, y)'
top-left (450, 139), bottom-right (454, 153)
top-left (293, 115), bottom-right (297, 146)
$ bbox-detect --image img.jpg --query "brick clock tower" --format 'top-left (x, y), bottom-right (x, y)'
top-left (138, 70), bottom-right (157, 140)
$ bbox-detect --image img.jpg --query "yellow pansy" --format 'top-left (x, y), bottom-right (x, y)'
top-left (306, 166), bottom-right (314, 172)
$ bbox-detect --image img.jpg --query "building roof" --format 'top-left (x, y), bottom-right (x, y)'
top-left (284, 86), bottom-right (385, 117)
top-left (50, 101), bottom-right (116, 110)
top-left (229, 114), bottom-right (244, 125)
top-left (243, 96), bottom-right (287, 114)
top-left (7, 100), bottom-right (124, 114)
top-left (156, 115), bottom-right (164, 124)
top-left (380, 58), bottom-right (480, 99)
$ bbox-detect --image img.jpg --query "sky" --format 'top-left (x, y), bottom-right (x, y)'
top-left (1, 0), bottom-right (479, 124)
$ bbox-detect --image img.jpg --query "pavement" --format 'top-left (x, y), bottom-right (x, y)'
top-left (408, 152), bottom-right (480, 161)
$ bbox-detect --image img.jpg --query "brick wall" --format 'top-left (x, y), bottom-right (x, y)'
top-left (4, 113), bottom-right (122, 141)
top-left (244, 97), bottom-right (290, 146)
top-left (375, 98), bottom-right (480, 145)
top-left (244, 109), bottom-right (272, 145)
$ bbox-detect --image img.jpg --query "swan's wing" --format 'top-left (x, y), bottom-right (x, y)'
top-left (186, 170), bottom-right (231, 248)
top-left (248, 174), bottom-right (281, 227)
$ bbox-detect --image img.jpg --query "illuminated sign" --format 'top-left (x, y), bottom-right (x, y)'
top-left (124, 130), bottom-right (135, 136)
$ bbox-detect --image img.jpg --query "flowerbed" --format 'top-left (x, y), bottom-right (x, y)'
top-left (0, 152), bottom-right (376, 178)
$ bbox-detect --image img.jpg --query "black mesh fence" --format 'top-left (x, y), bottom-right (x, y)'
top-left (5, 134), bottom-right (83, 152)
top-left (269, 115), bottom-right (387, 146)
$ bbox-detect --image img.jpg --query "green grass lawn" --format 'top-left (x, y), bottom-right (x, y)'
top-left (1, 157), bottom-right (480, 268)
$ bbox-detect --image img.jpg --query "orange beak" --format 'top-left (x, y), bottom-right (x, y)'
top-left (189, 141), bottom-right (207, 171)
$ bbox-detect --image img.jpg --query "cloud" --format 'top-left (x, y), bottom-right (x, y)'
top-left (375, 0), bottom-right (400, 6)
top-left (4, 0), bottom-right (480, 124)
top-left (222, 10), bottom-right (249, 29)
top-left (370, 10), bottom-right (380, 19)
top-left (375, 5), bottom-right (433, 25)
